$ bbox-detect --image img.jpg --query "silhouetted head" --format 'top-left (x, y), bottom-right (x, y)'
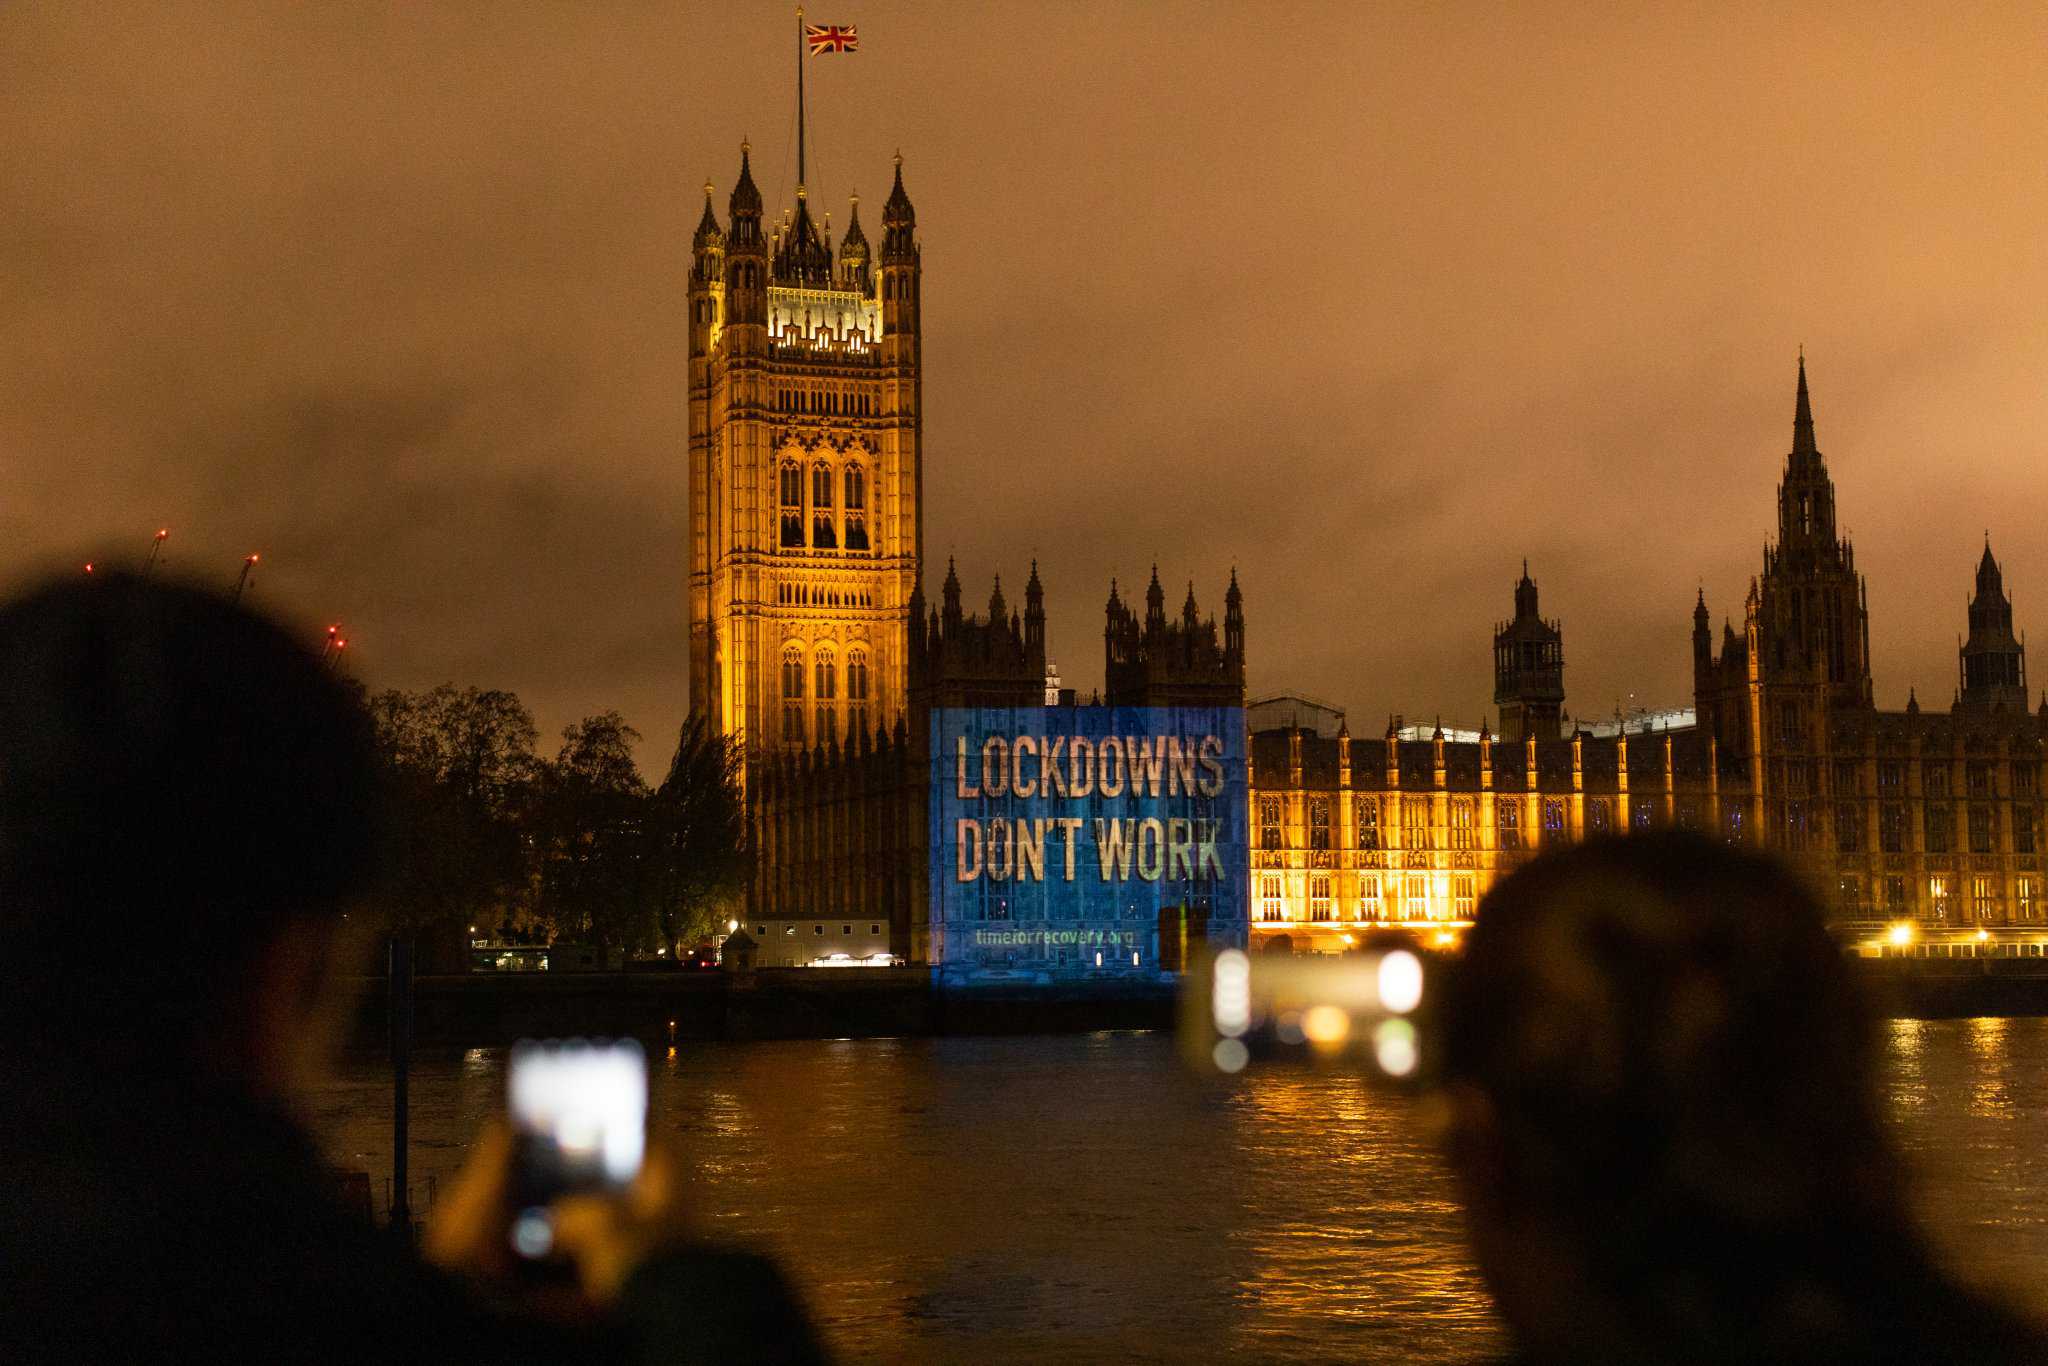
top-left (1434, 833), bottom-right (2010, 1363)
top-left (0, 570), bottom-right (379, 1085)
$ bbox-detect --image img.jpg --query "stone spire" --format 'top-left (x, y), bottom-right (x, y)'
top-left (1793, 349), bottom-right (1816, 457)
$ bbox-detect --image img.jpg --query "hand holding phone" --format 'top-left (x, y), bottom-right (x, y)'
top-left (506, 1038), bottom-right (648, 1260)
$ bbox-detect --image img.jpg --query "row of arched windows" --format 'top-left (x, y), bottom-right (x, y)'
top-left (780, 643), bottom-right (872, 746)
top-left (775, 582), bottom-right (874, 608)
top-left (780, 458), bottom-right (869, 551)
top-left (776, 385), bottom-right (875, 417)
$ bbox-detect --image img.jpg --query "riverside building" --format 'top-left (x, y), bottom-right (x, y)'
top-left (1244, 359), bottom-right (2048, 956)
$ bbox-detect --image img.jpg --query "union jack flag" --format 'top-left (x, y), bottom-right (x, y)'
top-left (805, 23), bottom-right (858, 54)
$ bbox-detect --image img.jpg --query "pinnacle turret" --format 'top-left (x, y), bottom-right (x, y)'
top-left (693, 181), bottom-right (722, 249)
top-left (729, 140), bottom-right (762, 219)
top-left (882, 153), bottom-right (915, 227)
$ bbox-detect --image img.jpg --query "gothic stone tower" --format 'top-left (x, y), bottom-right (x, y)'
top-left (688, 144), bottom-right (923, 770)
top-left (1695, 356), bottom-right (1875, 837)
top-left (1493, 563), bottom-right (1565, 741)
top-left (1959, 541), bottom-right (2028, 711)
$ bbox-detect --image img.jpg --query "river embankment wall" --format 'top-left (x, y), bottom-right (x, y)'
top-left (343, 958), bottom-right (2048, 1050)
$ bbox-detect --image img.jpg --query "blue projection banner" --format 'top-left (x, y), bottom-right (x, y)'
top-left (930, 706), bottom-right (1248, 982)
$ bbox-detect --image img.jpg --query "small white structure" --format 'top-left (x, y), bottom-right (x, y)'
top-left (744, 915), bottom-right (896, 968)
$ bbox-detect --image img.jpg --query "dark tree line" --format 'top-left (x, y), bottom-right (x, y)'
top-left (351, 684), bottom-right (747, 969)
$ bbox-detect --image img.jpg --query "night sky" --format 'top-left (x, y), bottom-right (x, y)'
top-left (7, 2), bottom-right (2046, 768)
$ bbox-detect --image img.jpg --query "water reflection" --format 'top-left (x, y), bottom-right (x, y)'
top-left (308, 1019), bottom-right (2048, 1363)
top-left (1967, 1017), bottom-right (2012, 1119)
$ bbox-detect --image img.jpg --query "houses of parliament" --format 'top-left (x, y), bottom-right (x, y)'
top-left (688, 133), bottom-right (2046, 964)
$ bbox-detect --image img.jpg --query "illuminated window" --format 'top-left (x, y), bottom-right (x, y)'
top-left (1260, 875), bottom-right (1283, 922)
top-left (1969, 804), bottom-right (1995, 855)
top-left (846, 649), bottom-right (869, 738)
top-left (1835, 803), bottom-right (1860, 854)
top-left (1309, 875), bottom-right (1331, 921)
top-left (1833, 760), bottom-right (1859, 796)
top-left (1926, 765), bottom-right (1952, 799)
top-left (1784, 800), bottom-right (1809, 848)
top-left (814, 649), bottom-right (836, 747)
top-left (1969, 762), bottom-right (1994, 799)
top-left (1929, 875), bottom-right (1951, 922)
top-left (1450, 798), bottom-right (1474, 851)
top-left (2017, 765), bottom-right (2038, 798)
top-left (2017, 806), bottom-right (2036, 855)
top-left (1356, 797), bottom-right (1379, 850)
top-left (1588, 798), bottom-right (1612, 835)
top-left (1925, 803), bottom-right (1952, 854)
top-left (1402, 874), bottom-right (1428, 921)
top-left (1882, 876), bottom-right (1906, 912)
top-left (1403, 796), bottom-right (1431, 851)
top-left (1309, 799), bottom-right (1330, 851)
top-left (1634, 798), bottom-right (1656, 832)
top-left (1726, 807), bottom-right (1745, 843)
top-left (1497, 799), bottom-right (1521, 850)
top-left (1360, 874), bottom-right (1382, 919)
top-left (1972, 877), bottom-right (1996, 924)
top-left (1880, 803), bottom-right (1906, 853)
top-left (1259, 797), bottom-right (1283, 850)
top-left (780, 460), bottom-right (805, 547)
top-left (2019, 877), bottom-right (2038, 922)
top-left (1542, 798), bottom-right (1564, 838)
top-left (1879, 760), bottom-right (1905, 793)
top-left (781, 645), bottom-right (805, 744)
top-left (1838, 876), bottom-right (1862, 917)
top-left (1453, 875), bottom-right (1475, 919)
top-left (843, 464), bottom-right (868, 551)
top-left (811, 464), bottom-right (837, 549)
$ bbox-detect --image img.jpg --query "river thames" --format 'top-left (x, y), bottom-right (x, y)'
top-left (309, 1018), bottom-right (2048, 1363)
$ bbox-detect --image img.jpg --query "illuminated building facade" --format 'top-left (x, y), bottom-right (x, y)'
top-left (1248, 358), bottom-right (2048, 953)
top-left (744, 563), bottom-right (1242, 962)
top-left (687, 142), bottom-right (922, 766)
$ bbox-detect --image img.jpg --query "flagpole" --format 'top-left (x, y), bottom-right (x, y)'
top-left (795, 5), bottom-right (806, 194)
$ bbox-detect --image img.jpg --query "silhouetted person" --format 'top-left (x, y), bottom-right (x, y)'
top-left (0, 571), bottom-right (826, 1365)
top-left (1435, 832), bottom-right (2047, 1365)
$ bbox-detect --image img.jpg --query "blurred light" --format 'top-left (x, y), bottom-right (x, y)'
top-left (156, 529), bottom-right (168, 539)
top-left (1378, 950), bottom-right (1425, 1014)
top-left (1094, 950), bottom-right (1103, 967)
top-left (1275, 1010), bottom-right (1305, 1046)
top-left (1374, 1018), bottom-right (1419, 1077)
top-left (83, 563), bottom-right (94, 574)
top-left (511, 1209), bottom-right (554, 1258)
top-left (1301, 1004), bottom-right (1350, 1046)
top-left (727, 918), bottom-right (739, 933)
top-left (1887, 922), bottom-right (1915, 947)
top-left (1212, 1038), bottom-right (1249, 1074)
top-left (1432, 931), bottom-right (1457, 948)
top-left (1212, 949), bottom-right (1251, 1038)
top-left (1131, 951), bottom-right (1140, 967)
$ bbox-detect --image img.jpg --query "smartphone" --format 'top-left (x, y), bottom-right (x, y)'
top-left (505, 1037), bottom-right (648, 1259)
top-left (1180, 942), bottom-right (1433, 1083)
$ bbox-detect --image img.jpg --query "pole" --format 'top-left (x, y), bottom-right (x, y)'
top-left (232, 554), bottom-right (259, 605)
top-left (388, 935), bottom-right (414, 1238)
top-left (795, 5), bottom-right (806, 191)
top-left (144, 528), bottom-right (169, 574)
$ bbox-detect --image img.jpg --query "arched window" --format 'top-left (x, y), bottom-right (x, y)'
top-left (847, 649), bottom-right (869, 737)
top-left (779, 460), bottom-right (804, 547)
top-left (843, 463), bottom-right (868, 551)
top-left (814, 649), bottom-right (837, 747)
top-left (811, 463), bottom-right (837, 548)
top-left (781, 645), bottom-right (804, 745)
top-left (1309, 799), bottom-right (1330, 851)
